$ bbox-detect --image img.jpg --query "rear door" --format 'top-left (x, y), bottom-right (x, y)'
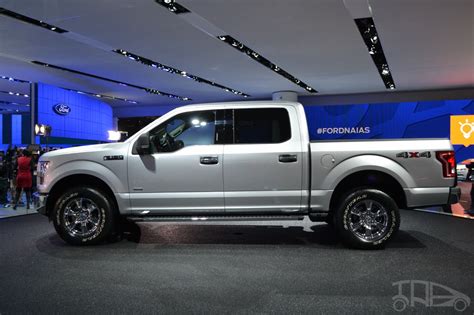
top-left (223, 106), bottom-right (304, 213)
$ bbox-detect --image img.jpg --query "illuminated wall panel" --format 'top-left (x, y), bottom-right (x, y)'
top-left (37, 83), bottom-right (113, 142)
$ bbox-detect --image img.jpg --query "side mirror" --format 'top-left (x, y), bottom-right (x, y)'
top-left (135, 132), bottom-right (151, 155)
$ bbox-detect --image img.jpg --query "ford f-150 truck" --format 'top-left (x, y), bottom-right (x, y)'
top-left (35, 101), bottom-right (460, 249)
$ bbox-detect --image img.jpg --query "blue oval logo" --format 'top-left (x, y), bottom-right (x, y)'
top-left (53, 103), bottom-right (71, 116)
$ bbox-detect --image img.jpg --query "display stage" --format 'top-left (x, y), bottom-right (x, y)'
top-left (0, 210), bottom-right (473, 313)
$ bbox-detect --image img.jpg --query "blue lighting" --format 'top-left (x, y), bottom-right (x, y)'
top-left (11, 115), bottom-right (22, 145)
top-left (38, 83), bottom-right (113, 142)
top-left (304, 99), bottom-right (474, 162)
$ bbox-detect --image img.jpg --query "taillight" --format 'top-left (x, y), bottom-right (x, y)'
top-left (436, 151), bottom-right (456, 178)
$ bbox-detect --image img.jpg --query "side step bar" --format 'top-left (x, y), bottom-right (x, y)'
top-left (127, 215), bottom-right (305, 222)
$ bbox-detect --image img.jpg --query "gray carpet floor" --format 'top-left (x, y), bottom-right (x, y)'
top-left (0, 210), bottom-right (473, 314)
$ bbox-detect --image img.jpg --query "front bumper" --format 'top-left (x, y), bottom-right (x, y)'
top-left (33, 192), bottom-right (48, 216)
top-left (448, 186), bottom-right (461, 204)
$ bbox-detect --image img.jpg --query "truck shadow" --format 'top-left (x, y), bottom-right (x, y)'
top-left (134, 223), bottom-right (425, 249)
top-left (38, 222), bottom-right (425, 252)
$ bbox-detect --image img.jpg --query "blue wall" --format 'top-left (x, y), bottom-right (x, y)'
top-left (11, 115), bottom-right (22, 145)
top-left (37, 83), bottom-right (113, 142)
top-left (304, 99), bottom-right (474, 162)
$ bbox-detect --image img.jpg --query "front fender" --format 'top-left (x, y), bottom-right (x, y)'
top-left (41, 160), bottom-right (127, 194)
top-left (321, 155), bottom-right (415, 190)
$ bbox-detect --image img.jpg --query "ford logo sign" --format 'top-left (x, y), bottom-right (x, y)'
top-left (53, 103), bottom-right (71, 116)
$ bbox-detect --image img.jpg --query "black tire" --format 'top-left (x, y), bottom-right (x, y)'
top-left (52, 187), bottom-right (118, 245)
top-left (334, 189), bottom-right (400, 249)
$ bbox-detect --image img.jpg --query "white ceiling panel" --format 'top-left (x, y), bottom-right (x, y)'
top-left (0, 0), bottom-right (471, 110)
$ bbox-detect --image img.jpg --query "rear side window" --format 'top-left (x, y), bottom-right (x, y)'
top-left (234, 108), bottom-right (291, 144)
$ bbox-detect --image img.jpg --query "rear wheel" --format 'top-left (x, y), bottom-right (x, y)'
top-left (334, 189), bottom-right (400, 249)
top-left (52, 187), bottom-right (117, 245)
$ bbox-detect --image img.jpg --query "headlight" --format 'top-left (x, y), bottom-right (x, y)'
top-left (38, 161), bottom-right (50, 176)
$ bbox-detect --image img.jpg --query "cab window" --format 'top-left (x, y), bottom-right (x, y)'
top-left (233, 108), bottom-right (291, 144)
top-left (149, 110), bottom-right (216, 153)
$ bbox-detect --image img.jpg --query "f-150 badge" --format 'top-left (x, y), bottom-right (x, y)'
top-left (103, 155), bottom-right (124, 161)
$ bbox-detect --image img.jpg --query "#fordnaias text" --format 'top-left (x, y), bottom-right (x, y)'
top-left (317, 127), bottom-right (370, 135)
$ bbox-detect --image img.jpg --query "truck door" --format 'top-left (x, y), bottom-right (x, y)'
top-left (128, 109), bottom-right (225, 213)
top-left (223, 107), bottom-right (304, 213)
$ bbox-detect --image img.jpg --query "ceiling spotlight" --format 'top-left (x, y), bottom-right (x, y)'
top-left (369, 46), bottom-right (376, 55)
top-left (180, 71), bottom-right (187, 76)
top-left (371, 35), bottom-right (378, 44)
top-left (389, 84), bottom-right (395, 89)
top-left (218, 36), bottom-right (226, 41)
top-left (164, 0), bottom-right (174, 3)
top-left (217, 35), bottom-right (317, 93)
top-left (382, 68), bottom-right (390, 75)
top-left (96, 94), bottom-right (101, 97)
top-left (50, 27), bottom-right (56, 31)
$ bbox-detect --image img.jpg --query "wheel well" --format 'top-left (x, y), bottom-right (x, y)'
top-left (45, 174), bottom-right (118, 219)
top-left (329, 170), bottom-right (406, 212)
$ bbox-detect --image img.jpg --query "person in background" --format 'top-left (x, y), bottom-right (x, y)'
top-left (31, 151), bottom-right (39, 194)
top-left (7, 149), bottom-right (17, 207)
top-left (13, 150), bottom-right (34, 210)
top-left (464, 161), bottom-right (474, 216)
top-left (0, 154), bottom-right (8, 206)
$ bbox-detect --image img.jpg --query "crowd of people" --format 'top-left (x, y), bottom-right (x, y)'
top-left (0, 146), bottom-right (52, 210)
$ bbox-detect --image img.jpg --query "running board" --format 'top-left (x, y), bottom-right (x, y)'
top-left (126, 215), bottom-right (305, 222)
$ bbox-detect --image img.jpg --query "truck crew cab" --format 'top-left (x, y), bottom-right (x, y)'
top-left (35, 101), bottom-right (460, 249)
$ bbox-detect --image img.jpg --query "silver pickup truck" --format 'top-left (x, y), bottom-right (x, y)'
top-left (35, 101), bottom-right (460, 249)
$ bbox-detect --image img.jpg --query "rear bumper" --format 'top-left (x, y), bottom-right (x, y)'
top-left (448, 186), bottom-right (461, 204)
top-left (33, 192), bottom-right (48, 216)
top-left (404, 186), bottom-right (460, 207)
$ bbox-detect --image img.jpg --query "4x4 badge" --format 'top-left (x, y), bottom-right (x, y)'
top-left (396, 151), bottom-right (431, 158)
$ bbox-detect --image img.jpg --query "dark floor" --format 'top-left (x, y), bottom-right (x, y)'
top-left (0, 210), bottom-right (473, 314)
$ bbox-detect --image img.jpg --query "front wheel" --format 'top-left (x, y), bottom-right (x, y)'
top-left (334, 189), bottom-right (400, 249)
top-left (52, 187), bottom-right (117, 245)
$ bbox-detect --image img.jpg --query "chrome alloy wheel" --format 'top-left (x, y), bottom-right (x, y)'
top-left (63, 197), bottom-right (102, 238)
top-left (348, 199), bottom-right (389, 242)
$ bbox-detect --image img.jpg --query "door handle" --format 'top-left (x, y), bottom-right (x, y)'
top-left (279, 154), bottom-right (297, 163)
top-left (200, 156), bottom-right (219, 165)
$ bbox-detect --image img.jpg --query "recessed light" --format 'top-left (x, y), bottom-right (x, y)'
top-left (31, 60), bottom-right (191, 101)
top-left (64, 88), bottom-right (139, 104)
top-left (354, 17), bottom-right (396, 90)
top-left (217, 35), bottom-right (318, 93)
top-left (112, 49), bottom-right (250, 97)
top-left (155, 0), bottom-right (190, 14)
top-left (0, 75), bottom-right (30, 84)
top-left (0, 7), bottom-right (68, 33)
top-left (1, 90), bottom-right (29, 97)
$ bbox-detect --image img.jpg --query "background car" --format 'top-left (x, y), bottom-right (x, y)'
top-left (457, 164), bottom-right (468, 181)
